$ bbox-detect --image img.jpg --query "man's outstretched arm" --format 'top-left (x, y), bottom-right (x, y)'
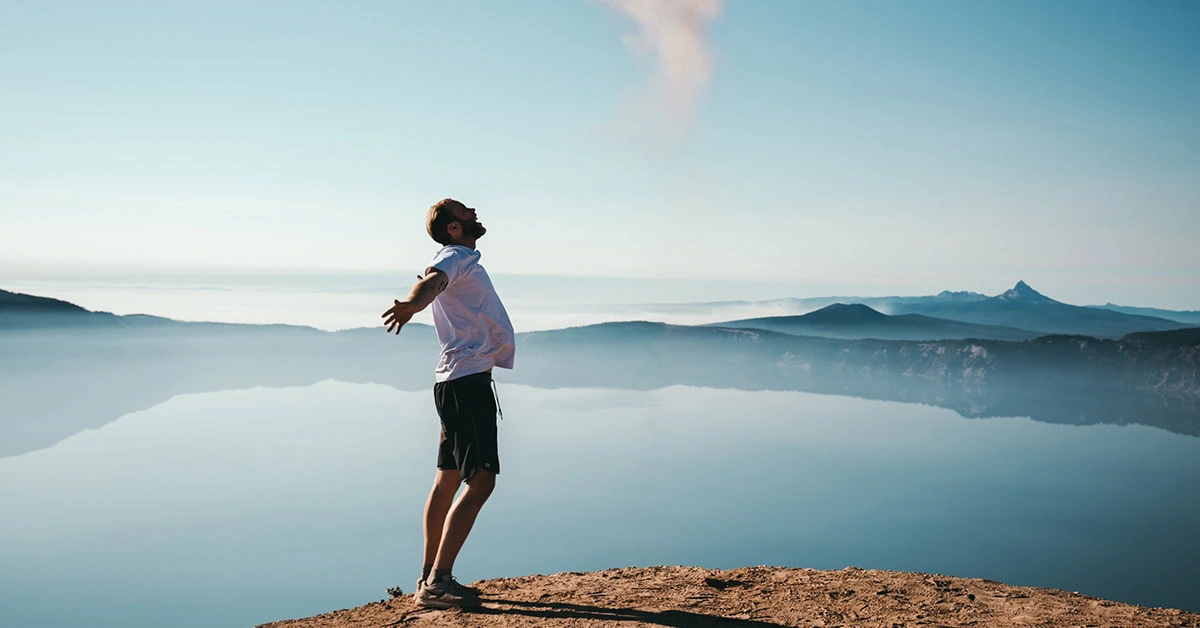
top-left (382, 268), bottom-right (448, 334)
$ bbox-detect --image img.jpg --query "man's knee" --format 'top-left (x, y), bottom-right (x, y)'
top-left (464, 469), bottom-right (496, 498)
top-left (433, 469), bottom-right (461, 493)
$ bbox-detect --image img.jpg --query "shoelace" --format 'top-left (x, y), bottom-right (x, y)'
top-left (444, 576), bottom-right (474, 595)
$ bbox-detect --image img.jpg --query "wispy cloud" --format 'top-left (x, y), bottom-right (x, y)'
top-left (596, 0), bottom-right (724, 144)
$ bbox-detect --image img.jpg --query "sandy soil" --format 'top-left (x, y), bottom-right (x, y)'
top-left (258, 565), bottom-right (1199, 628)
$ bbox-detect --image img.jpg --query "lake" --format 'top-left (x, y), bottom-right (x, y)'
top-left (2, 381), bottom-right (1197, 627)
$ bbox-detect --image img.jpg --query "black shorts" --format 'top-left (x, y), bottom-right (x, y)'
top-left (434, 371), bottom-right (500, 480)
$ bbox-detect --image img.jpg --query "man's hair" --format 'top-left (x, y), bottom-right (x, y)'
top-left (426, 198), bottom-right (465, 245)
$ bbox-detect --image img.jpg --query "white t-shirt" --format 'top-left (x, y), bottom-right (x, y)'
top-left (427, 245), bottom-right (516, 382)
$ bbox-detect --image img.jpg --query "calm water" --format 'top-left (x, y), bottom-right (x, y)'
top-left (2, 382), bottom-right (1198, 627)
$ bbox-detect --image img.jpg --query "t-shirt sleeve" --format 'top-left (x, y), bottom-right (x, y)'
top-left (428, 247), bottom-right (468, 286)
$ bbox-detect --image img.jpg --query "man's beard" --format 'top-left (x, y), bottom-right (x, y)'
top-left (466, 220), bottom-right (487, 239)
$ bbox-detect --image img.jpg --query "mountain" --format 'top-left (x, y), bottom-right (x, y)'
top-left (0, 289), bottom-right (87, 313)
top-left (890, 281), bottom-right (1188, 338)
top-left (0, 289), bottom-right (126, 328)
top-left (1090, 303), bottom-right (1200, 326)
top-left (517, 321), bottom-right (1200, 396)
top-left (1123, 327), bottom-right (1200, 346)
top-left (612, 290), bottom-right (990, 321)
top-left (515, 321), bottom-right (1200, 425)
top-left (0, 288), bottom-right (327, 334)
top-left (711, 303), bottom-right (1042, 341)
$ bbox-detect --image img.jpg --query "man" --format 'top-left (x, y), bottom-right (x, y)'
top-left (381, 198), bottom-right (515, 609)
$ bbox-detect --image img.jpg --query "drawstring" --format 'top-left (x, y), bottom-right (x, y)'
top-left (491, 378), bottom-right (504, 421)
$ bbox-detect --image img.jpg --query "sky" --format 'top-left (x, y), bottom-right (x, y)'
top-left (2, 0), bottom-right (1198, 309)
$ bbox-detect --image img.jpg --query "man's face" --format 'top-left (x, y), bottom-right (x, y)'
top-left (452, 205), bottom-right (486, 240)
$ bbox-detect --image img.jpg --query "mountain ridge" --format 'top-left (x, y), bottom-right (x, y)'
top-left (711, 302), bottom-right (1043, 341)
top-left (1091, 303), bottom-right (1200, 326)
top-left (888, 281), bottom-right (1187, 338)
top-left (5, 284), bottom-right (1194, 338)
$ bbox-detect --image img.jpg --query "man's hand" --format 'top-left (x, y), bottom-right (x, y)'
top-left (381, 266), bottom-right (448, 333)
top-left (383, 299), bottom-right (418, 334)
top-left (382, 268), bottom-right (448, 335)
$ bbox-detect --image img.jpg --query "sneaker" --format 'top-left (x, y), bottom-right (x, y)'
top-left (454, 579), bottom-right (482, 596)
top-left (415, 573), bottom-right (482, 609)
top-left (414, 576), bottom-right (482, 598)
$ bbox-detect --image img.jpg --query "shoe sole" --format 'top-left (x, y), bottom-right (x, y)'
top-left (415, 595), bottom-right (482, 609)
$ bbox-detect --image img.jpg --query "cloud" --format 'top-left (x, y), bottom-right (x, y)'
top-left (596, 0), bottom-right (724, 141)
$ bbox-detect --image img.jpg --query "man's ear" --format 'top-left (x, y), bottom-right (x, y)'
top-left (446, 222), bottom-right (462, 238)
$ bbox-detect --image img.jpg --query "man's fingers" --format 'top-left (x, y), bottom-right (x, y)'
top-left (383, 299), bottom-right (405, 318)
top-left (382, 300), bottom-right (412, 333)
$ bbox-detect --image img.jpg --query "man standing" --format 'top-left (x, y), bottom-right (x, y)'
top-left (381, 198), bottom-right (515, 609)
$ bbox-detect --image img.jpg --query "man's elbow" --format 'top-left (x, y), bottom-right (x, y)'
top-left (423, 269), bottom-right (449, 293)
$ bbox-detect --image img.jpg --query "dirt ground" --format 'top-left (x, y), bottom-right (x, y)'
top-left (258, 565), bottom-right (1199, 628)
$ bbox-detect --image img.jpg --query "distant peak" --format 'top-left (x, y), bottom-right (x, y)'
top-left (998, 281), bottom-right (1055, 304)
top-left (823, 303), bottom-right (880, 313)
top-left (801, 302), bottom-right (888, 322)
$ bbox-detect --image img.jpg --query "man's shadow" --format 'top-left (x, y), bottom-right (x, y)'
top-left (466, 597), bottom-right (789, 627)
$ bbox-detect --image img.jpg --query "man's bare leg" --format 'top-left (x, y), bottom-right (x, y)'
top-left (432, 470), bottom-right (496, 576)
top-left (422, 470), bottom-right (461, 581)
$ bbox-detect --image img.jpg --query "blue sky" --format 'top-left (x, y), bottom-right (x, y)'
top-left (2, 0), bottom-right (1198, 307)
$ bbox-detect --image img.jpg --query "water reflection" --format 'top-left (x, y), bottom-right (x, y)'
top-left (1, 382), bottom-right (1198, 628)
top-left (3, 326), bottom-right (1196, 460)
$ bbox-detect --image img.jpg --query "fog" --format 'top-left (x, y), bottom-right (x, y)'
top-left (4, 321), bottom-right (1196, 460)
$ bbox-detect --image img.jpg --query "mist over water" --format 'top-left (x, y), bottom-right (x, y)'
top-left (2, 271), bottom-right (827, 331)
